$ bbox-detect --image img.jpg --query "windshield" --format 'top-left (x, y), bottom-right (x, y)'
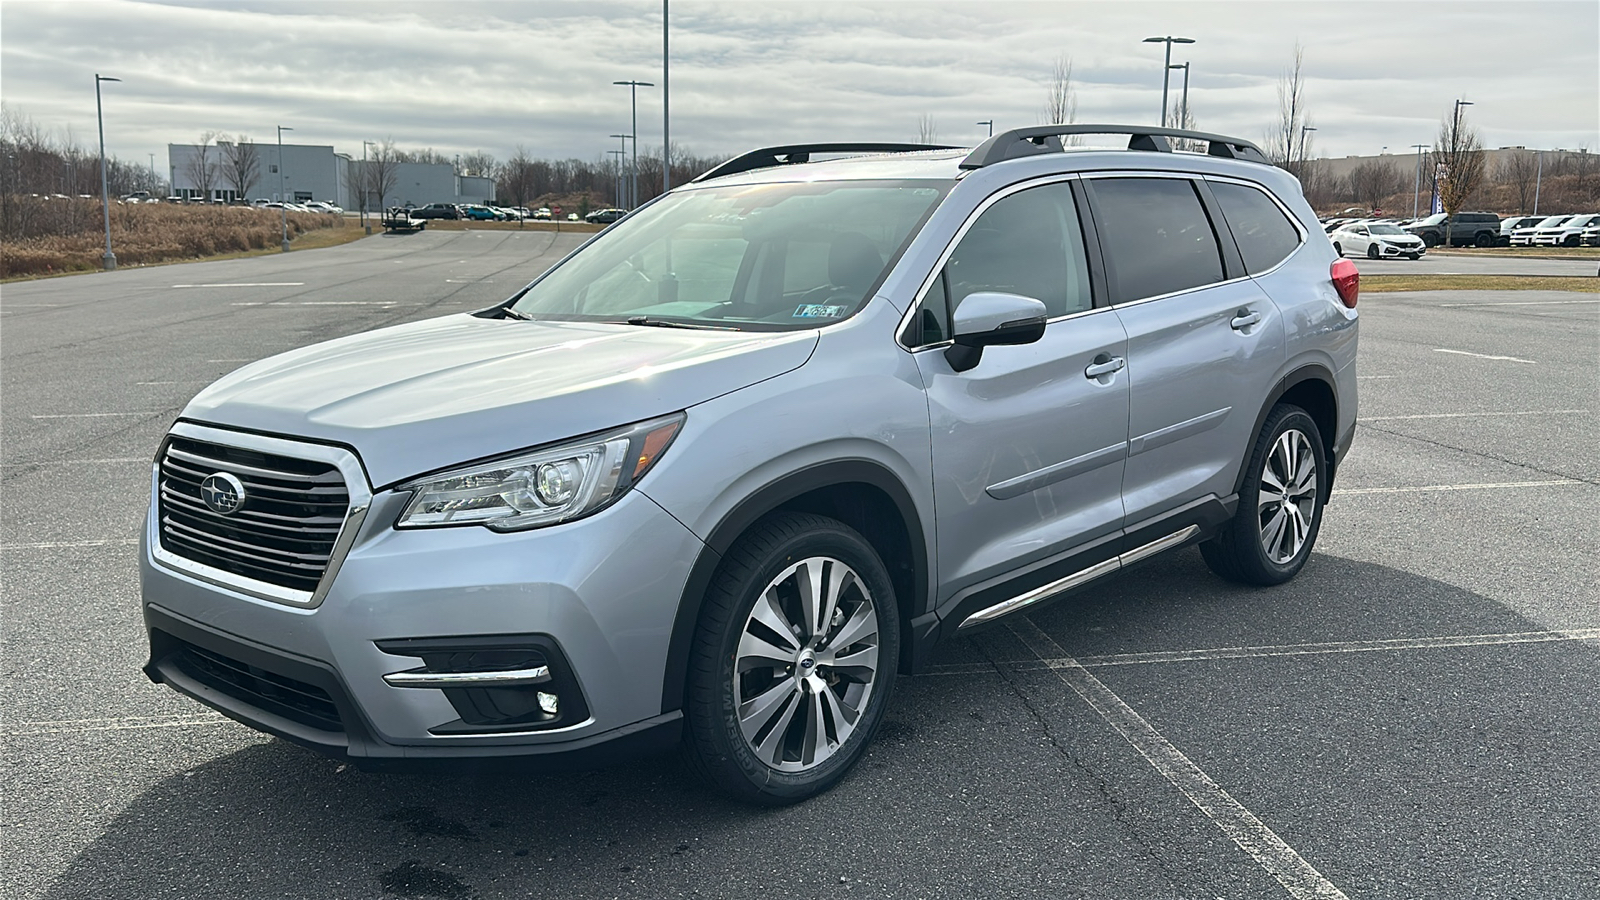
top-left (1534, 216), bottom-right (1569, 227)
top-left (508, 180), bottom-right (951, 331)
top-left (1418, 213), bottom-right (1447, 225)
top-left (1369, 224), bottom-right (1406, 235)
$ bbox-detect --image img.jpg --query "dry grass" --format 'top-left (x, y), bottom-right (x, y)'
top-left (1363, 275), bottom-right (1600, 293)
top-left (0, 198), bottom-right (348, 278)
top-left (1430, 246), bottom-right (1600, 259)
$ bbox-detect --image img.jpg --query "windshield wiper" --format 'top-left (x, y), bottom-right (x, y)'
top-left (499, 306), bottom-right (531, 320)
top-left (623, 316), bottom-right (735, 331)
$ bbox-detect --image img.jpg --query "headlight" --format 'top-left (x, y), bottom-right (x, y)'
top-left (396, 413), bottom-right (684, 531)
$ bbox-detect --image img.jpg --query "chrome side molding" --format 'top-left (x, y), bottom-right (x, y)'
top-left (382, 666), bottom-right (552, 688)
top-left (958, 525), bottom-right (1200, 630)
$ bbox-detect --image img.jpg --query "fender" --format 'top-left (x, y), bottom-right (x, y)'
top-left (1231, 363), bottom-right (1342, 499)
top-left (657, 459), bottom-right (930, 714)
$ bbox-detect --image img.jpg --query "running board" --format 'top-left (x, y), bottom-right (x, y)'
top-left (957, 525), bottom-right (1200, 630)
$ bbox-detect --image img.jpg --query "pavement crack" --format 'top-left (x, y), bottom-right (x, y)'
top-left (1359, 422), bottom-right (1600, 486)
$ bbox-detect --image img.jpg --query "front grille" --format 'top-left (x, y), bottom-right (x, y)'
top-left (174, 639), bottom-right (343, 732)
top-left (158, 436), bottom-right (350, 594)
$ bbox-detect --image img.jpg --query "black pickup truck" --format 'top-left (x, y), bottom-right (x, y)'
top-left (407, 203), bottom-right (462, 220)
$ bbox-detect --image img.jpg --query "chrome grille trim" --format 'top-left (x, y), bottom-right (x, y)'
top-left (150, 422), bottom-right (373, 609)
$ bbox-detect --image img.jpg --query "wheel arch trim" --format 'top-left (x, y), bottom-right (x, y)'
top-left (1231, 363), bottom-right (1341, 498)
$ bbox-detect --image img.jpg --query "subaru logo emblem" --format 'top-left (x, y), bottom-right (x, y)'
top-left (199, 472), bottom-right (247, 515)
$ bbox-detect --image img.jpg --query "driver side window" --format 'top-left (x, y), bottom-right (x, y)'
top-left (905, 180), bottom-right (1092, 347)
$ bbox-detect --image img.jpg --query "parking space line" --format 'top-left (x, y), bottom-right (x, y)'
top-left (1360, 409), bottom-right (1587, 421)
top-left (172, 282), bottom-right (304, 288)
top-left (1439, 299), bottom-right (1600, 307)
top-left (0, 539), bottom-right (139, 550)
top-left (1, 457), bottom-right (148, 467)
top-left (1336, 479), bottom-right (1579, 495)
top-left (1432, 348), bottom-right (1536, 363)
top-left (925, 629), bottom-right (1600, 676)
top-left (1005, 617), bottom-right (1350, 900)
top-left (30, 411), bottom-right (166, 419)
top-left (5, 713), bottom-right (228, 737)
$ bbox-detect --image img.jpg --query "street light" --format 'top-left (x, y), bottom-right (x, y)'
top-left (614, 80), bottom-right (655, 209)
top-left (277, 125), bottom-right (292, 252)
top-left (1299, 124), bottom-right (1317, 171)
top-left (663, 0), bottom-right (671, 193)
top-left (608, 149), bottom-right (626, 207)
top-left (95, 74), bottom-right (121, 271)
top-left (609, 133), bottom-right (631, 207)
top-left (1410, 143), bottom-right (1429, 218)
top-left (362, 140), bottom-right (377, 230)
top-left (1168, 62), bottom-right (1191, 130)
top-left (976, 120), bottom-right (993, 138)
top-left (1142, 36), bottom-right (1194, 127)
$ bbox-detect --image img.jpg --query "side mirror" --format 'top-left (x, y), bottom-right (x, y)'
top-left (945, 291), bottom-right (1048, 372)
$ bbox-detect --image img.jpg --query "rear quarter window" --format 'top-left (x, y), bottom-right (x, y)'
top-left (1210, 181), bottom-right (1304, 275)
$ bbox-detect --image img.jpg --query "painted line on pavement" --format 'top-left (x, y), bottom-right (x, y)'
top-left (1005, 618), bottom-right (1350, 900)
top-left (928, 629), bottom-right (1600, 676)
top-left (1432, 348), bottom-right (1536, 363)
top-left (1336, 479), bottom-right (1579, 495)
top-left (172, 282), bottom-right (304, 288)
top-left (2, 457), bottom-right (148, 467)
top-left (6, 713), bottom-right (229, 737)
top-left (1439, 299), bottom-right (1600, 307)
top-left (1360, 409), bottom-right (1587, 421)
top-left (30, 411), bottom-right (165, 419)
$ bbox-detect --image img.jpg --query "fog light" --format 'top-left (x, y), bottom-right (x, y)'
top-left (537, 691), bottom-right (559, 715)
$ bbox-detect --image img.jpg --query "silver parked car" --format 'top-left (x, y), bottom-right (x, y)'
top-left (141, 126), bottom-right (1359, 804)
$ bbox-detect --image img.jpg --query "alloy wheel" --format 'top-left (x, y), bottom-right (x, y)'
top-left (1257, 428), bottom-right (1319, 564)
top-left (734, 556), bottom-right (881, 772)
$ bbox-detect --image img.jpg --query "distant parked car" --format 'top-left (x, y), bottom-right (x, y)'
top-left (585, 208), bottom-right (627, 224)
top-left (1330, 222), bottom-right (1426, 260)
top-left (1495, 215), bottom-right (1545, 246)
top-left (1533, 213), bottom-right (1600, 247)
top-left (122, 191), bottom-right (152, 203)
top-left (461, 205), bottom-right (497, 221)
top-left (304, 201), bottom-right (344, 215)
top-left (533, 207), bottom-right (552, 220)
top-left (409, 204), bottom-right (462, 220)
top-left (1583, 223), bottom-right (1600, 247)
top-left (1510, 215), bottom-right (1570, 246)
top-left (1403, 212), bottom-right (1500, 247)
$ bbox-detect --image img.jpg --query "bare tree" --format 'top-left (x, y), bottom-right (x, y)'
top-left (1434, 104), bottom-right (1485, 245)
top-left (1265, 44), bottom-right (1313, 178)
top-left (1347, 159), bottom-right (1405, 212)
top-left (182, 131), bottom-right (218, 201)
top-left (1043, 55), bottom-right (1077, 126)
top-left (498, 145), bottom-right (538, 210)
top-left (917, 114), bottom-right (939, 144)
top-left (1572, 145), bottom-right (1596, 204)
top-left (457, 150), bottom-right (499, 179)
top-left (1494, 150), bottom-right (1540, 213)
top-left (217, 136), bottom-right (260, 201)
top-left (363, 138), bottom-right (400, 212)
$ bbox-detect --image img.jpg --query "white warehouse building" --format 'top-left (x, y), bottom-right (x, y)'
top-left (167, 141), bottom-right (496, 210)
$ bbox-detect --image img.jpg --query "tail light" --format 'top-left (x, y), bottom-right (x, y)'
top-left (1331, 259), bottom-right (1359, 308)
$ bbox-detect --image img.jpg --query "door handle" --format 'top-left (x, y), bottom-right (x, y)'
top-left (1230, 310), bottom-right (1261, 330)
top-left (1084, 356), bottom-right (1126, 379)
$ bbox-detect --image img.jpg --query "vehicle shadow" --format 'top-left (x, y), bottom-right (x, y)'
top-left (41, 550), bottom-right (1597, 900)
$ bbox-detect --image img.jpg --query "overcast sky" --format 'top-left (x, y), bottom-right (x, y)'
top-left (3, 0), bottom-right (1596, 173)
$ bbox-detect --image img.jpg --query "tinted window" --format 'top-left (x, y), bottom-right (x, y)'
top-left (1092, 178), bottom-right (1224, 302)
top-left (1211, 181), bottom-right (1303, 274)
top-left (945, 181), bottom-right (1092, 319)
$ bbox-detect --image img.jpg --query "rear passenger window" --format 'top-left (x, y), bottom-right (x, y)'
top-left (1211, 181), bottom-right (1303, 275)
top-left (1091, 178), bottom-right (1224, 302)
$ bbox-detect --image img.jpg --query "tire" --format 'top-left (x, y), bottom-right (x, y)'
top-left (1200, 405), bottom-right (1326, 586)
top-left (682, 512), bottom-right (900, 805)
top-left (1475, 232), bottom-right (1494, 248)
top-left (1367, 243), bottom-right (1380, 259)
top-left (1564, 235), bottom-right (1581, 247)
top-left (1406, 253), bottom-right (1420, 260)
top-left (1331, 242), bottom-right (1342, 257)
top-left (1422, 233), bottom-right (1439, 247)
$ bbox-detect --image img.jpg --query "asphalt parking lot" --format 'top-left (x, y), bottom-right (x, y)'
top-left (3, 232), bottom-right (1597, 900)
top-left (1352, 250), bottom-right (1597, 277)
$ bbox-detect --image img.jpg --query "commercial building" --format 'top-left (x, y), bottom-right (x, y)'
top-left (167, 141), bottom-right (496, 210)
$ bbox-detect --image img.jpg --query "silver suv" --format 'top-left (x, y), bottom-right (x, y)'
top-left (141, 126), bottom-right (1359, 804)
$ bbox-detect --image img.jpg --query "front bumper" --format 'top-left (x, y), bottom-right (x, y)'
top-left (1374, 242), bottom-right (1424, 257)
top-left (141, 462), bottom-right (706, 766)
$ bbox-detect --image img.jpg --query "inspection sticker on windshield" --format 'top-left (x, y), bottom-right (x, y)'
top-left (793, 304), bottom-right (847, 319)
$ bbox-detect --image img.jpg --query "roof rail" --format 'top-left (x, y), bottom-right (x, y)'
top-left (692, 143), bottom-right (960, 183)
top-left (960, 125), bottom-right (1268, 170)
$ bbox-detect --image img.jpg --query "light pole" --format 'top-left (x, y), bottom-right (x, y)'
top-left (1142, 36), bottom-right (1194, 127)
top-left (277, 125), bottom-right (292, 252)
top-left (976, 120), bottom-right (993, 138)
top-left (663, 0), bottom-right (671, 193)
top-left (95, 73), bottom-right (121, 271)
top-left (614, 80), bottom-right (654, 209)
top-left (609, 133), bottom-right (631, 207)
top-left (608, 149), bottom-right (626, 207)
top-left (1168, 62), bottom-right (1190, 130)
top-left (1532, 150), bottom-right (1543, 214)
top-left (1298, 124), bottom-right (1317, 174)
top-left (362, 140), bottom-right (376, 231)
top-left (1410, 143), bottom-right (1429, 218)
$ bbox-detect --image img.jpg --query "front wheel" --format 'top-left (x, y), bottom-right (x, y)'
top-left (1406, 253), bottom-right (1421, 260)
top-left (1201, 405), bottom-right (1326, 586)
top-left (1422, 233), bottom-right (1439, 247)
top-left (682, 512), bottom-right (899, 805)
top-left (1367, 243), bottom-right (1380, 259)
top-left (1475, 232), bottom-right (1494, 248)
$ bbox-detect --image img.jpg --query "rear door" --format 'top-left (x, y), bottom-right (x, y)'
top-left (1083, 174), bottom-right (1287, 538)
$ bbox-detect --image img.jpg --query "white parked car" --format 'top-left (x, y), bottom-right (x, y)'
top-left (303, 201), bottom-right (344, 215)
top-left (1533, 213), bottom-right (1599, 247)
top-left (1330, 222), bottom-right (1426, 260)
top-left (1510, 215), bottom-right (1570, 246)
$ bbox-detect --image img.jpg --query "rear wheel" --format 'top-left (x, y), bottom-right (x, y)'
top-left (1201, 405), bottom-right (1326, 586)
top-left (1475, 232), bottom-right (1494, 248)
top-left (682, 512), bottom-right (899, 805)
top-left (1331, 242), bottom-right (1343, 257)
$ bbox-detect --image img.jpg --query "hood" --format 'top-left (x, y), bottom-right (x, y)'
top-left (183, 314), bottom-right (817, 486)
